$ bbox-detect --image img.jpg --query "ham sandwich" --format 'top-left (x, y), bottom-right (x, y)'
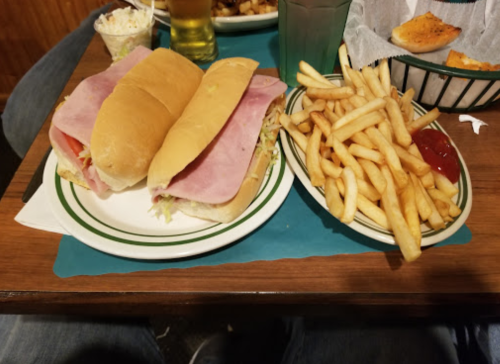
top-left (49, 47), bottom-right (152, 194)
top-left (49, 46), bottom-right (203, 195)
top-left (153, 75), bottom-right (287, 205)
top-left (148, 57), bottom-right (287, 223)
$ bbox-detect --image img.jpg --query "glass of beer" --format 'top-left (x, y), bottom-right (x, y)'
top-left (167, 0), bottom-right (218, 63)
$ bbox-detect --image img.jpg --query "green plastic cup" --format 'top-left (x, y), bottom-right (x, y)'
top-left (278, 0), bottom-right (352, 87)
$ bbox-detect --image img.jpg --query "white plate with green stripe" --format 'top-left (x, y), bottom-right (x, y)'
top-left (280, 74), bottom-right (472, 247)
top-left (43, 141), bottom-right (293, 260)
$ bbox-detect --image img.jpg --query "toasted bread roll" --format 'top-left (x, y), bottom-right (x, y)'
top-left (391, 12), bottom-right (461, 53)
top-left (445, 50), bottom-right (500, 72)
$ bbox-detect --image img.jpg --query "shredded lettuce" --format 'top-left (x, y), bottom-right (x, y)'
top-left (78, 146), bottom-right (92, 168)
top-left (255, 104), bottom-right (282, 160)
top-left (149, 195), bottom-right (175, 223)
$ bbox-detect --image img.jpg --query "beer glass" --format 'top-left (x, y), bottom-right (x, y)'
top-left (167, 0), bottom-right (218, 63)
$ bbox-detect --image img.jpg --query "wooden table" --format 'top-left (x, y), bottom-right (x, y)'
top-left (1, 31), bottom-right (500, 318)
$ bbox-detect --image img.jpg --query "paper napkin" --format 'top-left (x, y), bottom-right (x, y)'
top-left (14, 186), bottom-right (67, 235)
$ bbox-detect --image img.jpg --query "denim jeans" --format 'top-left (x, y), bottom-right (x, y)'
top-left (1, 315), bottom-right (499, 364)
top-left (0, 315), bottom-right (164, 364)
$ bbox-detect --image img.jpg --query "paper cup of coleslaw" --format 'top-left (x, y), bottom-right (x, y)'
top-left (94, 7), bottom-right (155, 62)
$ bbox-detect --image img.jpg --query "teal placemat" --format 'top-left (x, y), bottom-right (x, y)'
top-left (53, 179), bottom-right (472, 278)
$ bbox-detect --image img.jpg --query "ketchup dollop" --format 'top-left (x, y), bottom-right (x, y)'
top-left (412, 129), bottom-right (460, 183)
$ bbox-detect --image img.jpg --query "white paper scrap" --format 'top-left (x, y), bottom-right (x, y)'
top-left (459, 115), bottom-right (488, 135)
top-left (14, 186), bottom-right (67, 235)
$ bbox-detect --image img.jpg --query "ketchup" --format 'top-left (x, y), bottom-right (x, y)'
top-left (412, 129), bottom-right (460, 183)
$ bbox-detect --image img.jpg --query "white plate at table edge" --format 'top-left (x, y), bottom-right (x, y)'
top-left (130, 0), bottom-right (278, 32)
top-left (280, 73), bottom-right (472, 247)
top-left (43, 140), bottom-right (293, 260)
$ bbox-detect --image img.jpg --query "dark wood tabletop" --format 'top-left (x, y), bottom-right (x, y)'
top-left (1, 30), bottom-right (500, 318)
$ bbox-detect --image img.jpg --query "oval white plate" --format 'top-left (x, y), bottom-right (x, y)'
top-left (131, 0), bottom-right (278, 32)
top-left (280, 74), bottom-right (472, 247)
top-left (43, 141), bottom-right (293, 260)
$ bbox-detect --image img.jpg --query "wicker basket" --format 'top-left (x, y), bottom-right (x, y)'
top-left (389, 55), bottom-right (500, 113)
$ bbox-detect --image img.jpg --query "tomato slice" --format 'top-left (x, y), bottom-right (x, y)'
top-left (63, 134), bottom-right (84, 156)
top-left (412, 129), bottom-right (460, 183)
top-left (62, 134), bottom-right (91, 167)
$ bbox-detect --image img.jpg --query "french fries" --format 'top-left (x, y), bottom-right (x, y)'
top-left (306, 125), bottom-right (326, 187)
top-left (400, 182), bottom-right (421, 247)
top-left (362, 66), bottom-right (387, 98)
top-left (297, 73), bottom-right (336, 89)
top-left (325, 177), bottom-right (344, 219)
top-left (279, 114), bottom-right (308, 152)
top-left (333, 98), bottom-right (387, 130)
top-left (340, 167), bottom-right (358, 224)
top-left (432, 170), bottom-right (459, 198)
top-left (379, 59), bottom-right (391, 97)
top-left (384, 96), bottom-right (412, 147)
top-left (291, 99), bottom-right (326, 125)
top-left (307, 86), bottom-right (355, 100)
top-left (327, 112), bottom-right (384, 144)
top-left (299, 61), bottom-right (333, 86)
top-left (399, 88), bottom-right (415, 123)
top-left (281, 49), bottom-right (463, 262)
top-left (358, 158), bottom-right (386, 195)
top-left (338, 44), bottom-right (353, 87)
top-left (348, 143), bottom-right (385, 165)
top-left (407, 108), bottom-right (441, 135)
top-left (381, 166), bottom-right (421, 262)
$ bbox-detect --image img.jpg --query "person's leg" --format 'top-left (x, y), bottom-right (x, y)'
top-left (449, 321), bottom-right (500, 364)
top-left (281, 318), bottom-right (460, 364)
top-left (2, 3), bottom-right (111, 159)
top-left (0, 315), bottom-right (165, 364)
top-left (189, 318), bottom-right (289, 364)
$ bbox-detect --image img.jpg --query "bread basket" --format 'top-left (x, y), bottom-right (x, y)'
top-left (389, 55), bottom-right (500, 113)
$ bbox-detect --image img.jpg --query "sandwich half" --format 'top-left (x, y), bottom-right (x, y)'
top-left (148, 58), bottom-right (287, 223)
top-left (49, 47), bottom-right (203, 195)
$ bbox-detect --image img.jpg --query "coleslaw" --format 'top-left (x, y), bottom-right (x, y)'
top-left (94, 7), bottom-right (154, 61)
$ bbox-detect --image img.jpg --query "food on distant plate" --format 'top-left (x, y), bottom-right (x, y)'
top-left (280, 44), bottom-right (464, 262)
top-left (140, 0), bottom-right (278, 16)
top-left (214, 0), bottom-right (278, 17)
top-left (49, 47), bottom-right (203, 195)
top-left (139, 0), bottom-right (168, 9)
top-left (391, 12), bottom-right (461, 53)
top-left (445, 50), bottom-right (500, 72)
top-left (148, 58), bottom-right (287, 224)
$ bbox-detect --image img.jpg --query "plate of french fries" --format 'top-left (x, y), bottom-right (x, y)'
top-left (133, 0), bottom-right (278, 32)
top-left (279, 45), bottom-right (472, 262)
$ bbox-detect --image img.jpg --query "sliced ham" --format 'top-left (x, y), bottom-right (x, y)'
top-left (49, 46), bottom-right (152, 195)
top-left (159, 75), bottom-right (287, 204)
top-left (52, 46), bottom-right (152, 146)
